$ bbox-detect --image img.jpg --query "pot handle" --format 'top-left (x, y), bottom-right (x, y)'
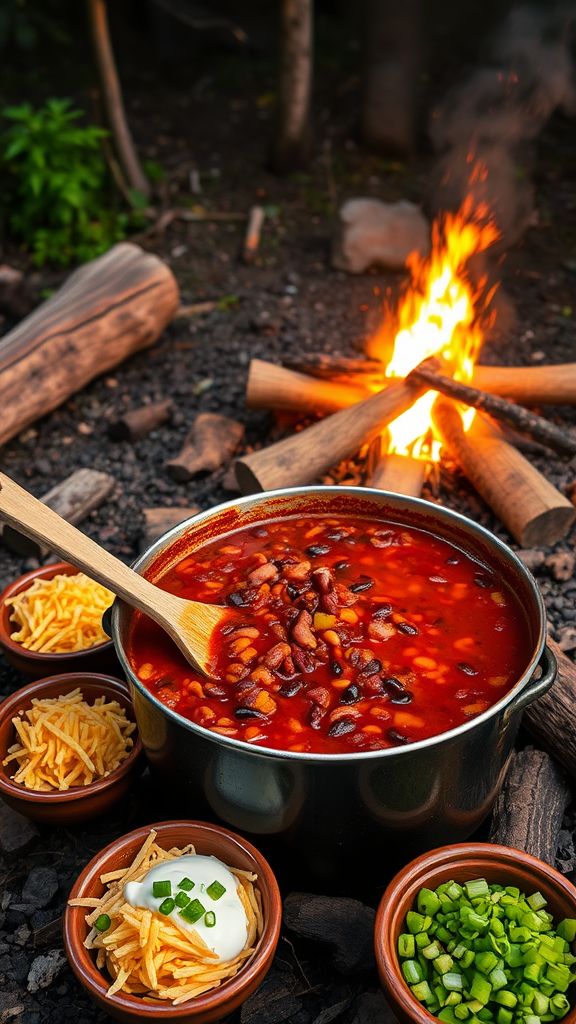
top-left (510, 645), bottom-right (557, 715)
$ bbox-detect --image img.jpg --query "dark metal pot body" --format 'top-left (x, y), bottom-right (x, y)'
top-left (112, 488), bottom-right (555, 878)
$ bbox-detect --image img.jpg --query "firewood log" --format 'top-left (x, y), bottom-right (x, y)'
top-left (523, 640), bottom-right (576, 784)
top-left (489, 748), bottom-right (570, 865)
top-left (0, 243), bottom-right (179, 449)
top-left (108, 399), bottom-right (173, 442)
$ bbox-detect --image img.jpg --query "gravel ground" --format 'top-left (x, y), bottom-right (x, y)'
top-left (0, 58), bottom-right (575, 1023)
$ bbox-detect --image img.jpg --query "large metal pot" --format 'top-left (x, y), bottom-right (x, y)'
top-left (112, 487), bottom-right (555, 877)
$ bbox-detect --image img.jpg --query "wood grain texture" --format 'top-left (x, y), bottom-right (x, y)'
top-left (0, 243), bottom-right (179, 448)
top-left (489, 747), bottom-right (570, 864)
top-left (247, 359), bottom-right (368, 414)
top-left (2, 468), bottom-right (116, 559)
top-left (235, 379), bottom-right (423, 494)
top-left (524, 640), bottom-right (576, 782)
top-left (432, 398), bottom-right (576, 546)
top-left (367, 450), bottom-right (425, 496)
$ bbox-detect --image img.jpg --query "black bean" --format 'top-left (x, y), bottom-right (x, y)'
top-left (397, 621), bottom-right (419, 635)
top-left (234, 707), bottom-right (267, 719)
top-left (331, 660), bottom-right (343, 677)
top-left (387, 728), bottom-right (409, 745)
top-left (383, 675), bottom-right (403, 692)
top-left (328, 718), bottom-right (357, 737)
top-left (279, 681), bottom-right (303, 698)
top-left (286, 584), bottom-right (300, 601)
top-left (458, 662), bottom-right (479, 676)
top-left (334, 560), bottom-right (350, 572)
top-left (306, 544), bottom-right (331, 556)
top-left (446, 556), bottom-right (460, 565)
top-left (360, 659), bottom-right (382, 677)
top-left (390, 690), bottom-right (413, 705)
top-left (350, 577), bottom-right (374, 593)
top-left (227, 591), bottom-right (246, 607)
top-left (327, 530), bottom-right (347, 541)
top-left (309, 706), bottom-right (325, 730)
top-left (474, 573), bottom-right (493, 589)
top-left (372, 604), bottom-right (393, 620)
top-left (340, 684), bottom-right (361, 704)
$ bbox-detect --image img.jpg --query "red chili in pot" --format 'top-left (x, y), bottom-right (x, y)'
top-left (128, 516), bottom-right (529, 754)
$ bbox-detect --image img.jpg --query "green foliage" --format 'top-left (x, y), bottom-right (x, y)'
top-left (0, 98), bottom-right (131, 267)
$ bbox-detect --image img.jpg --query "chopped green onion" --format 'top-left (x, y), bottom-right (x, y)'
top-left (419, 888), bottom-right (442, 916)
top-left (402, 960), bottom-right (424, 985)
top-left (95, 914), bottom-right (111, 932)
top-left (493, 992), bottom-right (517, 1009)
top-left (152, 880), bottom-right (172, 899)
top-left (443, 973), bottom-right (464, 992)
top-left (466, 880), bottom-right (490, 900)
top-left (178, 877), bottom-right (195, 892)
top-left (179, 898), bottom-right (206, 925)
top-left (398, 933), bottom-right (415, 958)
top-left (557, 919), bottom-right (576, 943)
top-left (159, 897), bottom-right (175, 915)
top-left (206, 880), bottom-right (226, 901)
top-left (476, 952), bottom-right (499, 975)
top-left (411, 981), bottom-right (434, 1002)
top-left (528, 893), bottom-right (547, 912)
top-left (204, 911), bottom-right (216, 928)
top-left (175, 891), bottom-right (191, 909)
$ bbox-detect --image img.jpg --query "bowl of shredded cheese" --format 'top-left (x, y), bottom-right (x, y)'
top-left (64, 820), bottom-right (281, 1023)
top-left (0, 673), bottom-right (143, 823)
top-left (0, 561), bottom-right (118, 678)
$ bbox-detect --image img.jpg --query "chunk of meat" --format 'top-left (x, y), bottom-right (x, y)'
top-left (292, 609), bottom-right (317, 649)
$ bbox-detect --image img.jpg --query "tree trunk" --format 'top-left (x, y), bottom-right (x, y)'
top-left (360, 0), bottom-right (422, 155)
top-left (272, 0), bottom-right (313, 171)
top-left (87, 0), bottom-right (151, 198)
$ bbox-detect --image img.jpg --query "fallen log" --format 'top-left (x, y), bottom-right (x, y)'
top-left (488, 748), bottom-right (570, 865)
top-left (140, 506), bottom-right (201, 552)
top-left (235, 379), bottom-right (423, 493)
top-left (108, 399), bottom-right (173, 442)
top-left (408, 358), bottom-right (576, 457)
top-left (432, 398), bottom-right (576, 546)
top-left (2, 469), bottom-right (115, 559)
top-left (523, 639), bottom-right (576, 784)
top-left (166, 413), bottom-right (245, 482)
top-left (0, 243), bottom-right (179, 449)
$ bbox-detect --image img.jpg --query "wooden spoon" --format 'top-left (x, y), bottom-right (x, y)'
top-left (0, 472), bottom-right (232, 676)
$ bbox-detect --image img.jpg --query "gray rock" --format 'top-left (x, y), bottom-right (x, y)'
top-left (332, 198), bottom-right (430, 274)
top-left (0, 801), bottom-right (38, 859)
top-left (26, 949), bottom-right (66, 993)
top-left (0, 991), bottom-right (25, 1023)
top-left (22, 868), bottom-right (58, 909)
top-left (558, 625), bottom-right (576, 652)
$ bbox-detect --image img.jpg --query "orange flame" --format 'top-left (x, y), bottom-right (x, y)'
top-left (371, 196), bottom-right (499, 460)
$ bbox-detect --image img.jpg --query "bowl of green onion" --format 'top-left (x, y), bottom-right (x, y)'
top-left (375, 843), bottom-right (576, 1024)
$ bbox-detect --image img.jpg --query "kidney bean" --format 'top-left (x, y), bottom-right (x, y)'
top-left (334, 560), bottom-right (350, 571)
top-left (387, 728), bottom-right (409, 744)
top-left (458, 662), bottom-right (479, 676)
top-left (372, 604), bottom-right (393, 620)
top-left (350, 577), bottom-right (374, 593)
top-left (312, 567), bottom-right (333, 593)
top-left (397, 621), bottom-right (419, 636)
top-left (331, 659), bottom-right (343, 676)
top-left (306, 544), bottom-right (331, 556)
top-left (279, 681), bottom-right (302, 697)
top-left (340, 684), bottom-right (360, 704)
top-left (328, 718), bottom-right (356, 737)
top-left (235, 707), bottom-right (267, 719)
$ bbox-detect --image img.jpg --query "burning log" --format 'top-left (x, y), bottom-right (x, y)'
top-left (140, 506), bottom-right (201, 552)
top-left (408, 359), bottom-right (576, 457)
top-left (523, 639), bottom-right (576, 785)
top-left (366, 435), bottom-right (426, 497)
top-left (235, 379), bottom-right (423, 493)
top-left (108, 399), bottom-right (173, 442)
top-left (247, 359), bottom-right (367, 415)
top-left (432, 399), bottom-right (576, 546)
top-left (488, 748), bottom-right (570, 865)
top-left (0, 243), bottom-right (179, 449)
top-left (1, 469), bottom-right (115, 559)
top-left (166, 413), bottom-right (245, 482)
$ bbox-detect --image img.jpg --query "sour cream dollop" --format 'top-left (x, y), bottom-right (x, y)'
top-left (124, 854), bottom-right (248, 961)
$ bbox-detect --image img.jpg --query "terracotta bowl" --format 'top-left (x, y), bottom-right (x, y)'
top-left (0, 561), bottom-right (118, 678)
top-left (64, 820), bottom-right (282, 1023)
top-left (0, 673), bottom-right (143, 823)
top-left (375, 842), bottom-right (576, 1024)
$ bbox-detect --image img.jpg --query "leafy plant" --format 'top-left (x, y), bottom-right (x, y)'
top-left (1, 98), bottom-right (130, 266)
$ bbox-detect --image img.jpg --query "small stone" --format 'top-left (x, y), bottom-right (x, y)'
top-left (332, 198), bottom-right (430, 273)
top-left (545, 551), bottom-right (575, 582)
top-left (0, 800), bottom-right (38, 859)
top-left (13, 925), bottom-right (30, 947)
top-left (22, 868), bottom-right (58, 909)
top-left (0, 991), bottom-right (25, 1022)
top-left (27, 949), bottom-right (66, 993)
top-left (517, 549), bottom-right (546, 573)
top-left (557, 625), bottom-right (576, 653)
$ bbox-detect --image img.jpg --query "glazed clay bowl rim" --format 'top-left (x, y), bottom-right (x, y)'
top-left (63, 820), bottom-right (282, 1019)
top-left (0, 672), bottom-right (143, 805)
top-left (0, 560), bottom-right (114, 664)
top-left (113, 485), bottom-right (549, 764)
top-left (375, 842), bottom-right (576, 1024)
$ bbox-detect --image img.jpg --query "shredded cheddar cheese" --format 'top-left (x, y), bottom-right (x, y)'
top-left (2, 688), bottom-right (136, 791)
top-left (5, 572), bottom-right (114, 653)
top-left (68, 831), bottom-right (263, 1005)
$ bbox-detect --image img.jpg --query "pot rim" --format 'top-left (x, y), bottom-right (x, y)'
top-left (111, 485), bottom-right (548, 764)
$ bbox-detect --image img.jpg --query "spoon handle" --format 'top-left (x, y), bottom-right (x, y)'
top-left (0, 472), bottom-right (165, 620)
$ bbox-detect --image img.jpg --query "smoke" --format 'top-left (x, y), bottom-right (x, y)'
top-left (428, 5), bottom-right (576, 244)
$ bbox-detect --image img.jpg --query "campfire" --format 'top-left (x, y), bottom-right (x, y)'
top-left (239, 189), bottom-right (576, 549)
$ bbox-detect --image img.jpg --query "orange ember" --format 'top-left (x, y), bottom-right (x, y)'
top-left (371, 196), bottom-right (499, 460)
